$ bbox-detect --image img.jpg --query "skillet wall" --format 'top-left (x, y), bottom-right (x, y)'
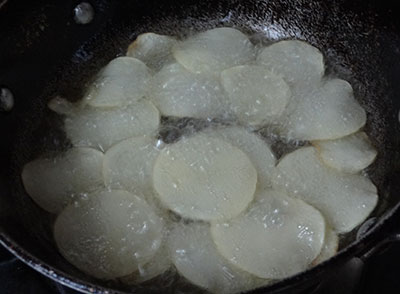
top-left (1, 0), bottom-right (400, 293)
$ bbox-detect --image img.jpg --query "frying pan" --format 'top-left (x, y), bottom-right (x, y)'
top-left (1, 0), bottom-right (400, 293)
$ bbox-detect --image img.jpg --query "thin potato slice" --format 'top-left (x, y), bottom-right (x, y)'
top-left (54, 190), bottom-right (164, 279)
top-left (22, 147), bottom-right (103, 213)
top-left (221, 65), bottom-right (291, 126)
top-left (313, 226), bottom-right (339, 265)
top-left (153, 133), bottom-right (257, 221)
top-left (273, 147), bottom-right (378, 233)
top-left (168, 222), bottom-right (270, 294)
top-left (211, 189), bottom-right (325, 279)
top-left (313, 132), bottom-right (377, 173)
top-left (173, 27), bottom-right (255, 75)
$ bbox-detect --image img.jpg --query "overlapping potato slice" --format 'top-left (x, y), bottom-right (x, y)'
top-left (54, 190), bottom-right (164, 279)
top-left (84, 57), bottom-right (151, 108)
top-left (127, 33), bottom-right (177, 71)
top-left (173, 27), bottom-right (255, 75)
top-left (313, 132), bottom-right (377, 173)
top-left (22, 147), bottom-right (103, 213)
top-left (220, 65), bottom-right (291, 126)
top-left (153, 133), bottom-right (257, 221)
top-left (65, 99), bottom-right (160, 151)
top-left (273, 147), bottom-right (378, 233)
top-left (149, 63), bottom-right (225, 118)
top-left (313, 226), bottom-right (339, 265)
top-left (168, 222), bottom-right (270, 294)
top-left (211, 189), bottom-right (325, 279)
top-left (257, 40), bottom-right (324, 85)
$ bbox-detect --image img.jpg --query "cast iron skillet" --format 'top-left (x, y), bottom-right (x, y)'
top-left (1, 0), bottom-right (400, 293)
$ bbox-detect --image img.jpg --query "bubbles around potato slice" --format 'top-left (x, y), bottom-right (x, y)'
top-left (257, 40), bottom-right (324, 85)
top-left (153, 133), bottom-right (257, 221)
top-left (65, 99), bottom-right (160, 151)
top-left (273, 147), bottom-right (378, 233)
top-left (127, 33), bottom-right (177, 71)
top-left (173, 27), bottom-right (255, 75)
top-left (54, 190), bottom-right (164, 279)
top-left (313, 132), bottom-right (377, 173)
top-left (211, 189), bottom-right (325, 280)
top-left (149, 63), bottom-right (225, 119)
top-left (221, 65), bottom-right (291, 126)
top-left (22, 147), bottom-right (103, 213)
top-left (168, 222), bottom-right (270, 294)
top-left (313, 226), bottom-right (339, 265)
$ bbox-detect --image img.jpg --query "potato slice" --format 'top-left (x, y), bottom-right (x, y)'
top-left (211, 189), bottom-right (325, 279)
top-left (257, 40), bottom-right (324, 85)
top-left (149, 63), bottom-right (225, 118)
top-left (168, 222), bottom-right (270, 294)
top-left (153, 133), bottom-right (257, 221)
top-left (84, 57), bottom-right (151, 108)
top-left (220, 65), bottom-right (291, 126)
top-left (313, 226), bottom-right (339, 265)
top-left (205, 126), bottom-right (276, 190)
top-left (273, 147), bottom-right (378, 233)
top-left (54, 190), bottom-right (164, 279)
top-left (21, 147), bottom-right (103, 213)
top-left (65, 99), bottom-right (160, 151)
top-left (313, 132), bottom-right (377, 173)
top-left (173, 27), bottom-right (255, 75)
top-left (103, 136), bottom-right (160, 194)
top-left (127, 33), bottom-right (177, 71)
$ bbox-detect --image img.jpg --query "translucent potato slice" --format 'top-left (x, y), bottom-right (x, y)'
top-left (257, 40), bottom-right (324, 85)
top-left (21, 147), bottom-right (103, 214)
top-left (205, 126), bottom-right (276, 190)
top-left (65, 99), bottom-right (160, 151)
top-left (313, 226), bottom-right (339, 265)
top-left (173, 27), bottom-right (255, 75)
top-left (84, 57), bottom-right (151, 108)
top-left (313, 132), bottom-right (377, 173)
top-left (126, 33), bottom-right (178, 71)
top-left (149, 63), bottom-right (225, 118)
top-left (153, 133), bottom-right (257, 221)
top-left (168, 222), bottom-right (270, 294)
top-left (54, 190), bottom-right (164, 279)
top-left (103, 136), bottom-right (160, 194)
top-left (281, 79), bottom-right (366, 141)
top-left (220, 65), bottom-right (291, 126)
top-left (211, 189), bottom-right (325, 279)
top-left (273, 147), bottom-right (378, 233)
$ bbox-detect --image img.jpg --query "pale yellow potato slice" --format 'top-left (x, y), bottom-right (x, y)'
top-left (54, 190), bottom-right (164, 279)
top-left (211, 189), bottom-right (325, 279)
top-left (126, 33), bottom-right (177, 71)
top-left (173, 27), bottom-right (255, 75)
top-left (313, 226), bottom-right (339, 265)
top-left (21, 147), bottom-right (103, 214)
top-left (153, 133), bottom-right (257, 221)
top-left (257, 40), bottom-right (324, 85)
top-left (313, 132), bottom-right (377, 173)
top-left (273, 147), bottom-right (378, 233)
top-left (65, 99), bottom-right (160, 151)
top-left (220, 65), bottom-right (291, 126)
top-left (149, 63), bottom-right (225, 118)
top-left (168, 222), bottom-right (270, 294)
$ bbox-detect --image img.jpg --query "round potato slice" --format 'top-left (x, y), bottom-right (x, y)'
top-left (173, 27), bottom-right (255, 75)
top-left (221, 65), bottom-right (291, 126)
top-left (54, 190), bottom-right (164, 279)
top-left (84, 57), bottom-right (151, 108)
top-left (48, 97), bottom-right (76, 115)
top-left (65, 99), bottom-right (160, 151)
top-left (257, 40), bottom-right (324, 85)
top-left (313, 132), bottom-right (377, 173)
top-left (168, 222), bottom-right (270, 294)
top-left (153, 133), bottom-right (257, 221)
top-left (126, 33), bottom-right (177, 71)
top-left (103, 136), bottom-right (160, 194)
top-left (313, 226), bottom-right (339, 265)
top-left (149, 63), bottom-right (225, 119)
top-left (211, 189), bottom-right (325, 279)
top-left (273, 147), bottom-right (378, 233)
top-left (21, 147), bottom-right (103, 214)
